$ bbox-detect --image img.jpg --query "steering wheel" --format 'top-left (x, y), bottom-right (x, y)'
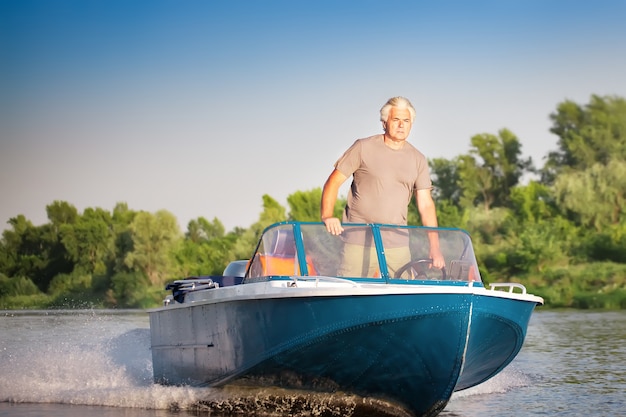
top-left (394, 258), bottom-right (447, 280)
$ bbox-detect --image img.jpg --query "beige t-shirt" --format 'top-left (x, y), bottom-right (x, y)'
top-left (335, 134), bottom-right (432, 225)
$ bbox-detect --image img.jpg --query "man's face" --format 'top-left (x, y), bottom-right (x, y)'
top-left (384, 107), bottom-right (413, 141)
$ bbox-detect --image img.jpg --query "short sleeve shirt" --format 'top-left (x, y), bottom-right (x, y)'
top-left (335, 134), bottom-right (432, 225)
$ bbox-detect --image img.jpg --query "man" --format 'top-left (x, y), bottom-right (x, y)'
top-left (320, 96), bottom-right (444, 277)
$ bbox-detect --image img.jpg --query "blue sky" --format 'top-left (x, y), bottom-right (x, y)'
top-left (1, 0), bottom-right (625, 232)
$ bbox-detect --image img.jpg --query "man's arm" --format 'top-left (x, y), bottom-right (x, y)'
top-left (321, 169), bottom-right (347, 235)
top-left (416, 188), bottom-right (438, 227)
top-left (416, 189), bottom-right (445, 268)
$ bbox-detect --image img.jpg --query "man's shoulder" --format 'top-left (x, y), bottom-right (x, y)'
top-left (354, 134), bottom-right (384, 146)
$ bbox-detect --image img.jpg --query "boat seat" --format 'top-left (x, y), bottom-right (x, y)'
top-left (256, 255), bottom-right (317, 276)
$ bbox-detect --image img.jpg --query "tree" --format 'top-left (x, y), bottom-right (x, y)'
top-left (108, 271), bottom-right (152, 308)
top-left (0, 215), bottom-right (32, 278)
top-left (175, 236), bottom-right (236, 277)
top-left (288, 188), bottom-right (323, 222)
top-left (543, 95), bottom-right (626, 182)
top-left (110, 202), bottom-right (138, 275)
top-left (46, 200), bottom-right (78, 232)
top-left (39, 201), bottom-right (79, 288)
top-left (60, 207), bottom-right (114, 275)
top-left (430, 157), bottom-right (462, 206)
top-left (287, 188), bottom-right (345, 222)
top-left (458, 129), bottom-right (532, 210)
top-left (124, 210), bottom-right (182, 286)
top-left (175, 217), bottom-right (234, 277)
top-left (185, 217), bottom-right (225, 243)
top-left (258, 194), bottom-right (287, 227)
top-left (0, 215), bottom-right (73, 292)
top-left (553, 160), bottom-right (626, 231)
top-left (509, 181), bottom-right (557, 224)
top-left (0, 274), bottom-right (41, 297)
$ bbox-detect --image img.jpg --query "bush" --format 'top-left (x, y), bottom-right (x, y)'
top-left (48, 272), bottom-right (92, 296)
top-left (0, 275), bottom-right (42, 297)
top-left (571, 290), bottom-right (626, 310)
top-left (0, 293), bottom-right (51, 309)
top-left (526, 262), bottom-right (626, 309)
top-left (583, 226), bottom-right (626, 263)
top-left (108, 271), bottom-right (153, 308)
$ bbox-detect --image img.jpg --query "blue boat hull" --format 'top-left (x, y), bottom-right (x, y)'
top-left (455, 293), bottom-right (538, 390)
top-left (150, 291), bottom-right (535, 416)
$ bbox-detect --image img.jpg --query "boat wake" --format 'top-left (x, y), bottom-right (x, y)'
top-left (0, 315), bottom-right (530, 416)
top-left (440, 365), bottom-right (534, 416)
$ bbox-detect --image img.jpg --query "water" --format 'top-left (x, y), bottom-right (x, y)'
top-left (1, 309), bottom-right (624, 417)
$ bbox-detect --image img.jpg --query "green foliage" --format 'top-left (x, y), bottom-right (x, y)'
top-left (509, 181), bottom-right (558, 224)
top-left (457, 129), bottom-right (533, 210)
top-left (258, 194), bottom-right (288, 227)
top-left (434, 200), bottom-right (465, 229)
top-left (228, 231), bottom-right (258, 262)
top-left (286, 188), bottom-right (347, 222)
top-left (554, 160), bottom-right (626, 231)
top-left (174, 234), bottom-right (236, 277)
top-left (60, 207), bottom-right (114, 275)
top-left (288, 188), bottom-right (323, 222)
top-left (124, 210), bottom-right (182, 286)
top-left (0, 275), bottom-right (41, 297)
top-left (528, 262), bottom-right (626, 309)
top-left (46, 200), bottom-right (79, 228)
top-left (48, 272), bottom-right (92, 296)
top-left (110, 203), bottom-right (138, 275)
top-left (578, 223), bottom-right (626, 263)
top-left (464, 207), bottom-right (511, 245)
top-left (108, 271), bottom-right (153, 308)
top-left (505, 221), bottom-right (569, 274)
top-left (176, 216), bottom-right (235, 276)
top-left (186, 217), bottom-right (225, 242)
top-left (545, 95), bottom-right (626, 179)
top-left (430, 157), bottom-right (462, 205)
top-left (0, 293), bottom-right (52, 309)
top-left (0, 215), bottom-right (73, 292)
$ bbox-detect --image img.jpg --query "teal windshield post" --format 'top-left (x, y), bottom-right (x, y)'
top-left (370, 224), bottom-right (390, 282)
top-left (293, 223), bottom-right (310, 276)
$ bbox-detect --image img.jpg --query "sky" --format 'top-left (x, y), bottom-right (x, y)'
top-left (1, 0), bottom-right (626, 233)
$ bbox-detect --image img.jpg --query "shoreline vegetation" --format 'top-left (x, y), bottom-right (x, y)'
top-left (2, 95), bottom-right (626, 310)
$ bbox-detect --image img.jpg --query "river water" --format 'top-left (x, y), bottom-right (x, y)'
top-left (0, 309), bottom-right (624, 417)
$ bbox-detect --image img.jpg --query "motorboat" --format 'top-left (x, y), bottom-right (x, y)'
top-left (148, 222), bottom-right (543, 417)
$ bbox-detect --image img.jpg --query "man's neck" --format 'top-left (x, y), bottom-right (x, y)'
top-left (383, 134), bottom-right (406, 150)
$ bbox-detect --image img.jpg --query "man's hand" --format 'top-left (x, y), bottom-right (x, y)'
top-left (323, 217), bottom-right (344, 236)
top-left (430, 248), bottom-right (445, 269)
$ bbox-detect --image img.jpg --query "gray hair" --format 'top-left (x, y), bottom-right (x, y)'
top-left (380, 96), bottom-right (416, 123)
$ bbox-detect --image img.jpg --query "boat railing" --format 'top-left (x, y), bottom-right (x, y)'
top-left (488, 282), bottom-right (528, 294)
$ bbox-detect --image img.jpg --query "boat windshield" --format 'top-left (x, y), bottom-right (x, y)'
top-left (246, 222), bottom-right (482, 283)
